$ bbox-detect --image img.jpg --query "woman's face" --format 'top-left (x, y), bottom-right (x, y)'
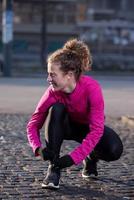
top-left (47, 62), bottom-right (74, 92)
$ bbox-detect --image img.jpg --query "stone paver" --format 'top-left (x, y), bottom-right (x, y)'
top-left (0, 114), bottom-right (134, 200)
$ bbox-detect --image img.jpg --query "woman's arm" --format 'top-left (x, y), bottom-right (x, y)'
top-left (26, 87), bottom-right (57, 156)
top-left (69, 84), bottom-right (105, 165)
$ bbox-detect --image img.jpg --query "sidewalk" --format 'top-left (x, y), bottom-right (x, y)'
top-left (0, 75), bottom-right (134, 199)
top-left (0, 74), bottom-right (134, 117)
top-left (0, 114), bottom-right (133, 199)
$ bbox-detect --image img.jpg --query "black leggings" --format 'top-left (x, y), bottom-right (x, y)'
top-left (45, 103), bottom-right (123, 162)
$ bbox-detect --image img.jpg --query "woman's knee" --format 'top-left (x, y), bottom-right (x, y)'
top-left (49, 103), bottom-right (66, 119)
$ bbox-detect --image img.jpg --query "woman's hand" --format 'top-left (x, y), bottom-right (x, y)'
top-left (57, 155), bottom-right (74, 169)
top-left (37, 147), bottom-right (54, 161)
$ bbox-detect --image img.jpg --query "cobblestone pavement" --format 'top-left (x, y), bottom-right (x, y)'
top-left (0, 114), bottom-right (134, 200)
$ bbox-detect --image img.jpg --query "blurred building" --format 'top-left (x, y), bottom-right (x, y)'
top-left (0, 0), bottom-right (134, 73)
top-left (78, 0), bottom-right (134, 70)
top-left (0, 0), bottom-right (79, 73)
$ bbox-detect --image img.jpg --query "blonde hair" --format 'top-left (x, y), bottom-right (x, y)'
top-left (47, 38), bottom-right (92, 80)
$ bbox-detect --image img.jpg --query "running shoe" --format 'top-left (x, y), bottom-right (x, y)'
top-left (82, 157), bottom-right (98, 178)
top-left (42, 164), bottom-right (60, 189)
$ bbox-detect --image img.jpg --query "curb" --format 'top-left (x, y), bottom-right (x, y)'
top-left (121, 116), bottom-right (134, 127)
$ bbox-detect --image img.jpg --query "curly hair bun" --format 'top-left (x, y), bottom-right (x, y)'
top-left (63, 38), bottom-right (92, 72)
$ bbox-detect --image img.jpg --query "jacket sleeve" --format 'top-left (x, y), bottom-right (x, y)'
top-left (26, 87), bottom-right (57, 156)
top-left (69, 84), bottom-right (105, 165)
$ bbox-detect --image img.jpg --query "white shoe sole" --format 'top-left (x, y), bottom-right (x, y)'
top-left (82, 173), bottom-right (90, 178)
top-left (82, 172), bottom-right (98, 178)
top-left (41, 182), bottom-right (59, 189)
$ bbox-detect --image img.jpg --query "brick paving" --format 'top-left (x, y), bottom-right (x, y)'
top-left (0, 114), bottom-right (134, 200)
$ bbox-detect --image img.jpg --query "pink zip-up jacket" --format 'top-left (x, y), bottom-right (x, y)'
top-left (27, 75), bottom-right (105, 165)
